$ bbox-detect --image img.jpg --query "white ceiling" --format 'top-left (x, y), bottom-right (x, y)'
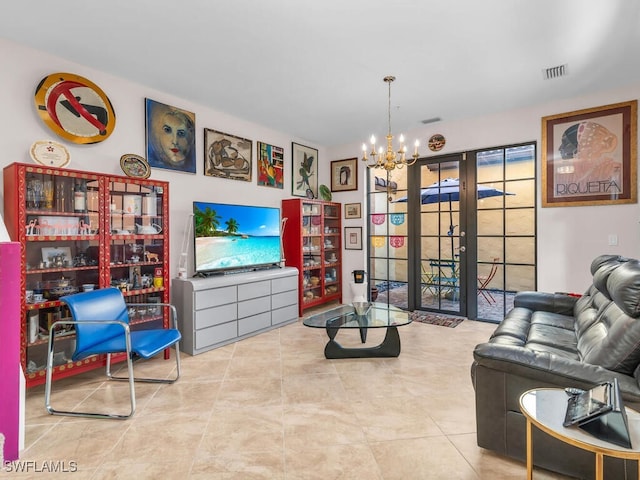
top-left (2, 0), bottom-right (640, 147)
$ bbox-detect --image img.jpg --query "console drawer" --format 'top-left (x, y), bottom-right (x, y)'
top-left (195, 303), bottom-right (237, 329)
top-left (195, 285), bottom-right (237, 310)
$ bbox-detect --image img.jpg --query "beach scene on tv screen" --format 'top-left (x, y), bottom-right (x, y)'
top-left (193, 202), bottom-right (281, 271)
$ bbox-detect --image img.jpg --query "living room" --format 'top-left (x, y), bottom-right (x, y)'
top-left (2, 1), bottom-right (640, 478)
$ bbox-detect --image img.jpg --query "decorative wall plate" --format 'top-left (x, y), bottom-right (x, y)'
top-left (428, 133), bottom-right (446, 152)
top-left (120, 154), bottom-right (151, 179)
top-left (34, 72), bottom-right (116, 144)
top-left (29, 140), bottom-right (71, 167)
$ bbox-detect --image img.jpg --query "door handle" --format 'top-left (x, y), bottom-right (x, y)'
top-left (459, 246), bottom-right (466, 253)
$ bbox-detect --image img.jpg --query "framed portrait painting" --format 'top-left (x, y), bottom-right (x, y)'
top-left (204, 128), bottom-right (252, 182)
top-left (541, 100), bottom-right (637, 207)
top-left (331, 157), bottom-right (358, 192)
top-left (344, 226), bottom-right (362, 250)
top-left (257, 141), bottom-right (284, 189)
top-left (292, 142), bottom-right (318, 198)
top-left (145, 98), bottom-right (196, 174)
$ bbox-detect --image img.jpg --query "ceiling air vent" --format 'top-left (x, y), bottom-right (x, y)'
top-left (421, 117), bottom-right (441, 125)
top-left (543, 64), bottom-right (568, 80)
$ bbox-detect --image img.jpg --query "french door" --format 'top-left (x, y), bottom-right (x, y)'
top-left (368, 142), bottom-right (536, 322)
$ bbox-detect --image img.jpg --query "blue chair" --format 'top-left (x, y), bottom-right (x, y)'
top-left (45, 288), bottom-right (182, 419)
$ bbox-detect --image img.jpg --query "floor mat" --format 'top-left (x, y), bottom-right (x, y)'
top-left (409, 311), bottom-right (465, 328)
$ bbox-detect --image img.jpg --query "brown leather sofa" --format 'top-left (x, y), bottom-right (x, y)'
top-left (472, 254), bottom-right (640, 478)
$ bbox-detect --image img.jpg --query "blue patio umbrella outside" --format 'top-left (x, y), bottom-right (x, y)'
top-left (394, 177), bottom-right (514, 260)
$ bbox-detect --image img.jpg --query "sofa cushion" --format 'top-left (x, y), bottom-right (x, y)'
top-left (578, 261), bottom-right (640, 374)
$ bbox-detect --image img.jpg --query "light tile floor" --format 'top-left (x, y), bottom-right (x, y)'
top-left (13, 310), bottom-right (572, 479)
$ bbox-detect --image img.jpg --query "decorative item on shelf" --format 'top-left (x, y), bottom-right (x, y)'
top-left (319, 184), bottom-right (332, 201)
top-left (123, 195), bottom-right (142, 215)
top-left (120, 154), bottom-right (151, 179)
top-left (153, 267), bottom-right (163, 287)
top-left (144, 251), bottom-right (160, 262)
top-left (42, 177), bottom-right (54, 210)
top-left (143, 188), bottom-right (157, 216)
top-left (361, 76), bottom-right (420, 171)
top-left (26, 175), bottom-right (43, 209)
top-left (73, 179), bottom-right (87, 213)
top-left (135, 223), bottom-right (162, 234)
top-left (29, 140), bottom-right (71, 167)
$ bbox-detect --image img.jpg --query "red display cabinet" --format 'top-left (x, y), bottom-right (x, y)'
top-left (3, 162), bottom-right (170, 387)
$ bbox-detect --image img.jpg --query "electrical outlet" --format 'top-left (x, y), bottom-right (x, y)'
top-left (608, 234), bottom-right (618, 246)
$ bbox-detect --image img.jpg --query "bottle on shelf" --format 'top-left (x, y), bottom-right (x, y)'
top-left (55, 177), bottom-right (66, 212)
top-left (73, 179), bottom-right (87, 213)
top-left (43, 177), bottom-right (54, 210)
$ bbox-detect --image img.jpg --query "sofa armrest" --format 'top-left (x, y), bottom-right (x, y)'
top-left (514, 291), bottom-right (578, 316)
top-left (473, 342), bottom-right (640, 402)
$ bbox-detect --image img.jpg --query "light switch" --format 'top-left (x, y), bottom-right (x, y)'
top-left (608, 234), bottom-right (618, 246)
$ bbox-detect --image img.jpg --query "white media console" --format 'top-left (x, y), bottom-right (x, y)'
top-left (172, 267), bottom-right (299, 355)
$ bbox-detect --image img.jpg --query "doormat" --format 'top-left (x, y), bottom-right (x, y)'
top-left (409, 311), bottom-right (465, 328)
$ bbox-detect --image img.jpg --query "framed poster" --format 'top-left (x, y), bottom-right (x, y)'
top-left (541, 100), bottom-right (637, 207)
top-left (331, 157), bottom-right (358, 192)
top-left (145, 98), bottom-right (196, 174)
top-left (344, 226), bottom-right (362, 250)
top-left (257, 141), bottom-right (284, 188)
top-left (204, 128), bottom-right (252, 182)
top-left (292, 142), bottom-right (318, 198)
top-left (344, 203), bottom-right (362, 219)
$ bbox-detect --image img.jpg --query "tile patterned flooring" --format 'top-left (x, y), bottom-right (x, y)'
top-left (13, 308), bottom-right (571, 479)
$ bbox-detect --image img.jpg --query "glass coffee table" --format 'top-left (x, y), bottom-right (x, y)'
top-left (303, 303), bottom-right (411, 359)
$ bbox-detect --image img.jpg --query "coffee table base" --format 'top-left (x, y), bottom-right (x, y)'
top-left (323, 325), bottom-right (401, 359)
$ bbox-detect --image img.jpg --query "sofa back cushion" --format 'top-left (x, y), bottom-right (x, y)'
top-left (577, 261), bottom-right (640, 374)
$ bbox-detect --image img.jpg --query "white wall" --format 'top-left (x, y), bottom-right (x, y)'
top-left (2, 37), bottom-right (639, 298)
top-left (328, 85), bottom-right (640, 295)
top-left (0, 38), bottom-right (329, 284)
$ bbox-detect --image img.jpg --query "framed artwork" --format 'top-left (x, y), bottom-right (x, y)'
top-left (145, 98), bottom-right (196, 174)
top-left (41, 246), bottom-right (71, 264)
top-left (344, 226), bottom-right (363, 250)
top-left (541, 100), bottom-right (637, 207)
top-left (344, 203), bottom-right (362, 219)
top-left (204, 128), bottom-right (252, 182)
top-left (292, 142), bottom-right (318, 198)
top-left (331, 157), bottom-right (358, 192)
top-left (257, 141), bottom-right (284, 188)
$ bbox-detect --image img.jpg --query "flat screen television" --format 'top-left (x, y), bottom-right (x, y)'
top-left (193, 201), bottom-right (281, 275)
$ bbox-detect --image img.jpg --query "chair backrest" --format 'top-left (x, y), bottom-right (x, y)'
top-left (479, 258), bottom-right (500, 286)
top-left (61, 288), bottom-right (130, 360)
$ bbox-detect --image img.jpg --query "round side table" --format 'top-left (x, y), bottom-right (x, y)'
top-left (519, 388), bottom-right (640, 480)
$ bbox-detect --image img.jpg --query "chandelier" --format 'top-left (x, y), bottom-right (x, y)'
top-left (361, 75), bottom-right (420, 171)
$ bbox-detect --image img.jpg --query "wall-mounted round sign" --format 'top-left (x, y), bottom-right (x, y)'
top-left (34, 72), bottom-right (116, 144)
top-left (428, 133), bottom-right (446, 152)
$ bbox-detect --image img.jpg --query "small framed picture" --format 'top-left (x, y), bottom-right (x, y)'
top-left (331, 157), bottom-right (358, 192)
top-left (257, 141), bottom-right (284, 189)
top-left (344, 203), bottom-right (362, 219)
top-left (344, 226), bottom-right (362, 250)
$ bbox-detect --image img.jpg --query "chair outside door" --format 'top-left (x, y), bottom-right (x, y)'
top-left (477, 257), bottom-right (499, 304)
